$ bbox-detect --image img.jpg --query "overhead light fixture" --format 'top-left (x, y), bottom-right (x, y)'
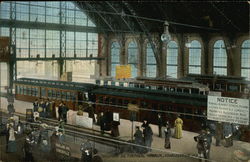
top-left (161, 21), bottom-right (171, 44)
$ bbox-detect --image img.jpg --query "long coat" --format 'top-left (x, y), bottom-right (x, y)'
top-left (174, 117), bottom-right (183, 139)
top-left (134, 129), bottom-right (143, 153)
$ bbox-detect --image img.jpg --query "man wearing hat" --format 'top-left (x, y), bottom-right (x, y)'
top-left (164, 121), bottom-right (171, 149)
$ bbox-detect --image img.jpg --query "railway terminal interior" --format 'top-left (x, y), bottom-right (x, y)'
top-left (0, 1), bottom-right (250, 162)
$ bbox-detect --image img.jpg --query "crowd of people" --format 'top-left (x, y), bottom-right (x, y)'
top-left (3, 98), bottom-right (239, 162)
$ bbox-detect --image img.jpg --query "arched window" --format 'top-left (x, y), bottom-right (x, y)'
top-left (189, 40), bottom-right (201, 74)
top-left (166, 41), bottom-right (178, 78)
top-left (128, 41), bottom-right (138, 78)
top-left (111, 42), bottom-right (120, 77)
top-left (146, 43), bottom-right (156, 77)
top-left (241, 39), bottom-right (250, 80)
top-left (213, 40), bottom-right (227, 75)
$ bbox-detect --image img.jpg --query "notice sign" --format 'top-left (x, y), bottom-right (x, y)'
top-left (208, 96), bottom-right (249, 125)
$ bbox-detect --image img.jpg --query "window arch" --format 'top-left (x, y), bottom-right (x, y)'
top-left (166, 41), bottom-right (178, 78)
top-left (146, 43), bottom-right (156, 77)
top-left (213, 40), bottom-right (227, 75)
top-left (189, 40), bottom-right (201, 74)
top-left (128, 41), bottom-right (138, 78)
top-left (241, 39), bottom-right (250, 80)
top-left (111, 42), bottom-right (120, 77)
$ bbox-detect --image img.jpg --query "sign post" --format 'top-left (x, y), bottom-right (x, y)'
top-left (128, 104), bottom-right (139, 141)
top-left (207, 96), bottom-right (249, 125)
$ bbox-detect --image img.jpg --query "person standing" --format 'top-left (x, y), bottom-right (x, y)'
top-left (194, 130), bottom-right (210, 161)
top-left (87, 103), bottom-right (95, 123)
top-left (7, 103), bottom-right (15, 115)
top-left (33, 99), bottom-right (39, 113)
top-left (134, 126), bottom-right (143, 153)
top-left (111, 120), bottom-right (120, 137)
top-left (143, 123), bottom-right (153, 152)
top-left (164, 122), bottom-right (171, 149)
top-left (58, 101), bottom-right (63, 121)
top-left (61, 103), bottom-right (69, 123)
top-left (45, 99), bottom-right (51, 118)
top-left (38, 99), bottom-right (46, 118)
top-left (215, 122), bottom-right (223, 146)
top-left (23, 134), bottom-right (34, 162)
top-left (99, 112), bottom-right (105, 135)
top-left (223, 123), bottom-right (234, 147)
top-left (157, 114), bottom-right (164, 137)
top-left (174, 114), bottom-right (183, 139)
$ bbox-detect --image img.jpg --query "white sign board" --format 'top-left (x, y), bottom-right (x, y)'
top-left (113, 113), bottom-right (120, 122)
top-left (208, 96), bottom-right (249, 125)
top-left (75, 115), bottom-right (93, 128)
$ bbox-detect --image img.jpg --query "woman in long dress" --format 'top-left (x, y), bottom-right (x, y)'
top-left (174, 115), bottom-right (183, 139)
top-left (7, 123), bottom-right (17, 153)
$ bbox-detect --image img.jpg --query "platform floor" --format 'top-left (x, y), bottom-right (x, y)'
top-left (0, 97), bottom-right (249, 162)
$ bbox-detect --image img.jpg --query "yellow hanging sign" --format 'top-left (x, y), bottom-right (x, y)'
top-left (116, 65), bottom-right (131, 79)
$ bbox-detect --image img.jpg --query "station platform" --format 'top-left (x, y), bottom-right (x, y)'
top-left (1, 97), bottom-right (250, 162)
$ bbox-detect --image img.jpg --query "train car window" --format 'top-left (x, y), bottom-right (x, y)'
top-left (111, 81), bottom-right (116, 86)
top-left (140, 84), bottom-right (145, 88)
top-left (61, 91), bottom-right (66, 101)
top-left (27, 87), bottom-right (30, 95)
top-left (35, 88), bottom-right (38, 97)
top-left (41, 88), bottom-right (46, 97)
top-left (129, 83), bottom-right (134, 88)
top-left (116, 99), bottom-right (121, 106)
top-left (145, 85), bottom-right (151, 89)
top-left (185, 108), bottom-right (193, 119)
top-left (140, 101), bottom-right (148, 109)
top-left (20, 86), bottom-right (23, 95)
top-left (48, 90), bottom-right (52, 98)
top-left (96, 80), bottom-right (100, 85)
top-left (170, 87), bottom-right (175, 92)
top-left (123, 100), bottom-right (129, 107)
top-left (221, 84), bottom-right (226, 91)
top-left (157, 86), bottom-right (163, 90)
top-left (57, 91), bottom-right (61, 99)
top-left (33, 88), bottom-right (36, 96)
top-left (214, 83), bottom-right (221, 90)
top-left (104, 81), bottom-right (108, 86)
top-left (119, 82), bottom-right (124, 87)
top-left (15, 86), bottom-right (19, 94)
top-left (151, 86), bottom-right (157, 90)
top-left (111, 98), bottom-right (116, 105)
top-left (30, 88), bottom-right (34, 96)
top-left (228, 84), bottom-right (239, 92)
top-left (152, 103), bottom-right (158, 110)
top-left (104, 97), bottom-right (109, 104)
top-left (52, 90), bottom-right (56, 99)
top-left (184, 88), bottom-right (189, 93)
top-left (177, 88), bottom-right (182, 93)
top-left (98, 96), bottom-right (103, 103)
top-left (191, 88), bottom-right (199, 94)
top-left (72, 93), bottom-right (76, 102)
top-left (23, 86), bottom-right (27, 95)
top-left (131, 100), bottom-right (137, 105)
top-left (177, 107), bottom-right (184, 118)
top-left (134, 83), bottom-right (140, 88)
top-left (66, 92), bottom-right (71, 101)
top-left (159, 104), bottom-right (165, 111)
